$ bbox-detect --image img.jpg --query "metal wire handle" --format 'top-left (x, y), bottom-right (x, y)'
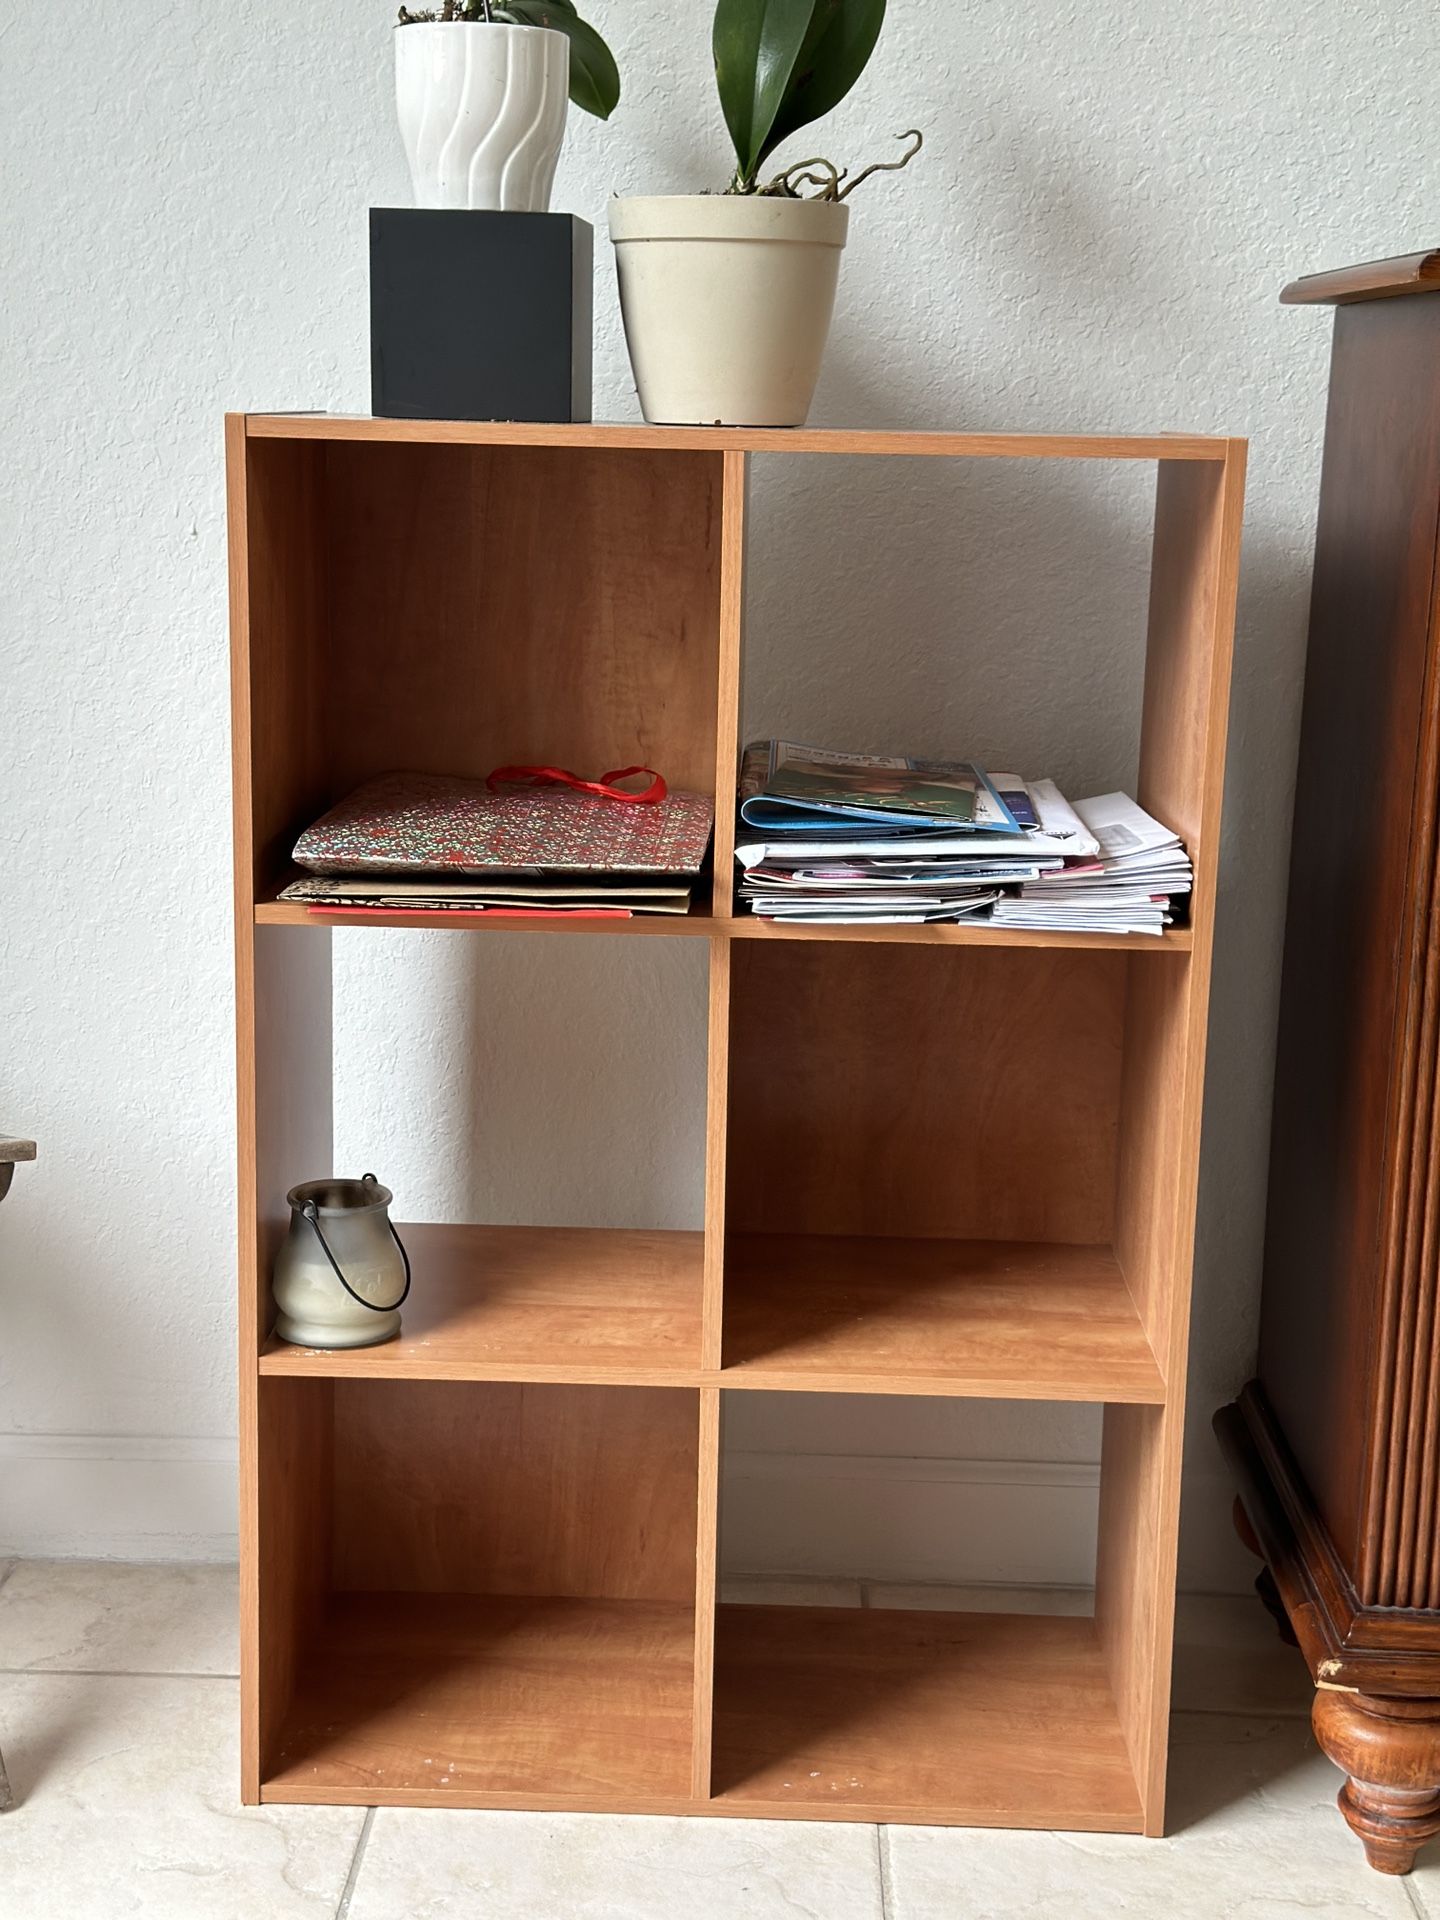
top-left (301, 1174), bottom-right (412, 1313)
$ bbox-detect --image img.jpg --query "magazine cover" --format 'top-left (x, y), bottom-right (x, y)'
top-left (737, 740), bottom-right (1019, 833)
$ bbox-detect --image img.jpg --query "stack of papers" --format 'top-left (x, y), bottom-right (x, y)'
top-left (989, 793), bottom-right (1191, 936)
top-left (734, 742), bottom-right (1098, 925)
top-left (279, 875), bottom-right (696, 915)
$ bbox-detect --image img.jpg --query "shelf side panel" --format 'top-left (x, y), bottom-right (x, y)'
top-left (229, 417), bottom-right (337, 1800)
top-left (320, 442), bottom-right (725, 799)
top-left (1113, 959), bottom-right (1194, 1368)
top-left (692, 1388), bottom-right (722, 1798)
top-left (1134, 449), bottom-right (1246, 942)
top-left (254, 1379), bottom-right (334, 1792)
top-left (330, 1380), bottom-right (700, 1603)
top-left (228, 422), bottom-right (335, 901)
top-left (1101, 444), bottom-right (1244, 1834)
top-left (1094, 1402), bottom-right (1177, 1832)
top-left (1119, 447), bottom-right (1243, 1365)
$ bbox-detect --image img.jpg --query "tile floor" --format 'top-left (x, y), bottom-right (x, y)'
top-left (0, 1559), bottom-right (1435, 1917)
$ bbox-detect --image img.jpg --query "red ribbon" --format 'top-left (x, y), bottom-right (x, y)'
top-left (485, 764), bottom-right (668, 804)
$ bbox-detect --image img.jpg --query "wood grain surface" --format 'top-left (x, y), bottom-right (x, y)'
top-left (710, 1604), bottom-right (1143, 1830)
top-left (725, 942), bottom-right (1125, 1245)
top-left (230, 414), bottom-right (1243, 1833)
top-left (258, 1223), bottom-right (704, 1384)
top-left (247, 416), bottom-right (1229, 461)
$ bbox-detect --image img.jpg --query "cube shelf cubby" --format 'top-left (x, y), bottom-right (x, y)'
top-left (229, 413), bottom-right (1244, 1834)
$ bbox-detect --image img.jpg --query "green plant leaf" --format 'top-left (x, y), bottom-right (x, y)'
top-left (713, 0), bottom-right (816, 183)
top-left (503, 0), bottom-right (621, 118)
top-left (756, 0), bottom-right (886, 170)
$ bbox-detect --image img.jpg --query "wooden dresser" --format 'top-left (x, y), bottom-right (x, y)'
top-left (1218, 248), bottom-right (1440, 1875)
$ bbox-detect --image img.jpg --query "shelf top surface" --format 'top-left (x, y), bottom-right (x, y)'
top-left (241, 414), bottom-right (1237, 462)
top-left (263, 1595), bottom-right (1144, 1831)
top-left (711, 1603), bottom-right (1144, 1829)
top-left (261, 1222), bottom-right (704, 1385)
top-left (722, 1231), bottom-right (1166, 1402)
top-left (258, 1222), bottom-right (1166, 1403)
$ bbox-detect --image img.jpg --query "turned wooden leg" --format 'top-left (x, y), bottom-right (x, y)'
top-left (1312, 1690), bottom-right (1440, 1873)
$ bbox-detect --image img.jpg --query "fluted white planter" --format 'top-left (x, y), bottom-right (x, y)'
top-left (395, 22), bottom-right (569, 213)
top-left (610, 195), bottom-right (849, 427)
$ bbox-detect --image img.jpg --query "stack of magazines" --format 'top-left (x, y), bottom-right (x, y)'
top-left (734, 741), bottom-right (1098, 925)
top-left (989, 792), bottom-right (1192, 935)
top-left (281, 770), bottom-right (714, 917)
top-left (734, 740), bottom-right (1189, 934)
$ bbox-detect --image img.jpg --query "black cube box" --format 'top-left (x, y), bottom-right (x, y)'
top-left (370, 209), bottom-right (592, 423)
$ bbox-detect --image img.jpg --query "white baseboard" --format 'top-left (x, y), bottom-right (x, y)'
top-left (0, 1434), bottom-right (1256, 1592)
top-left (723, 1451), bottom-right (1102, 1587)
top-left (0, 1432), bottom-right (238, 1561)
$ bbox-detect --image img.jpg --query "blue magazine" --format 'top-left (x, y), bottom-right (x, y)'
top-left (737, 740), bottom-right (1020, 835)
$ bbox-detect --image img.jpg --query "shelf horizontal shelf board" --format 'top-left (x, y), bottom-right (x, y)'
top-left (254, 893), bottom-right (1192, 953)
top-left (245, 414), bottom-right (1230, 463)
top-left (720, 1233), bottom-right (1166, 1402)
top-left (263, 1592), bottom-right (695, 1806)
top-left (727, 919), bottom-right (1194, 953)
top-left (711, 1603), bottom-right (1143, 1831)
top-left (259, 1224), bottom-right (1163, 1401)
top-left (259, 1223), bottom-right (704, 1384)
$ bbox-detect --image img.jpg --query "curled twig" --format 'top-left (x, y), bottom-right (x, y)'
top-left (835, 128), bottom-right (924, 200)
top-left (738, 128), bottom-right (925, 202)
top-left (770, 157), bottom-right (845, 199)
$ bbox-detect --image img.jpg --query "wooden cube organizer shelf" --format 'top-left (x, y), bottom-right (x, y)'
top-left (229, 414), bottom-right (1244, 1834)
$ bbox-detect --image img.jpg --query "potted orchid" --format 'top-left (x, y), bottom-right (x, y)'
top-left (610, 0), bottom-right (920, 426)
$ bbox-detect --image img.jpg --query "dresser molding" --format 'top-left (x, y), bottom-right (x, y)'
top-left (1218, 1389), bottom-right (1440, 1694)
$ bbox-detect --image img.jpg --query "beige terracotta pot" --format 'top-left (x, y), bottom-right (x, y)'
top-left (609, 194), bottom-right (849, 427)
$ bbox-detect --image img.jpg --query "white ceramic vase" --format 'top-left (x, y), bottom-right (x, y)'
top-left (395, 22), bottom-right (569, 213)
top-left (609, 195), bottom-right (850, 427)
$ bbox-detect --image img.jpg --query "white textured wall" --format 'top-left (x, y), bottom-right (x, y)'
top-left (2, 0), bottom-right (1436, 1579)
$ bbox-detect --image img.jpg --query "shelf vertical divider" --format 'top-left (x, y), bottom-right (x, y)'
top-left (710, 450), bottom-right (748, 916)
top-left (1096, 442), bottom-right (1246, 1831)
top-left (694, 451), bottom-right (745, 1801)
top-left (703, 449), bottom-right (747, 1372)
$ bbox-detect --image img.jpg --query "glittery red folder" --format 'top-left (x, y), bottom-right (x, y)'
top-left (292, 772), bottom-right (714, 878)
